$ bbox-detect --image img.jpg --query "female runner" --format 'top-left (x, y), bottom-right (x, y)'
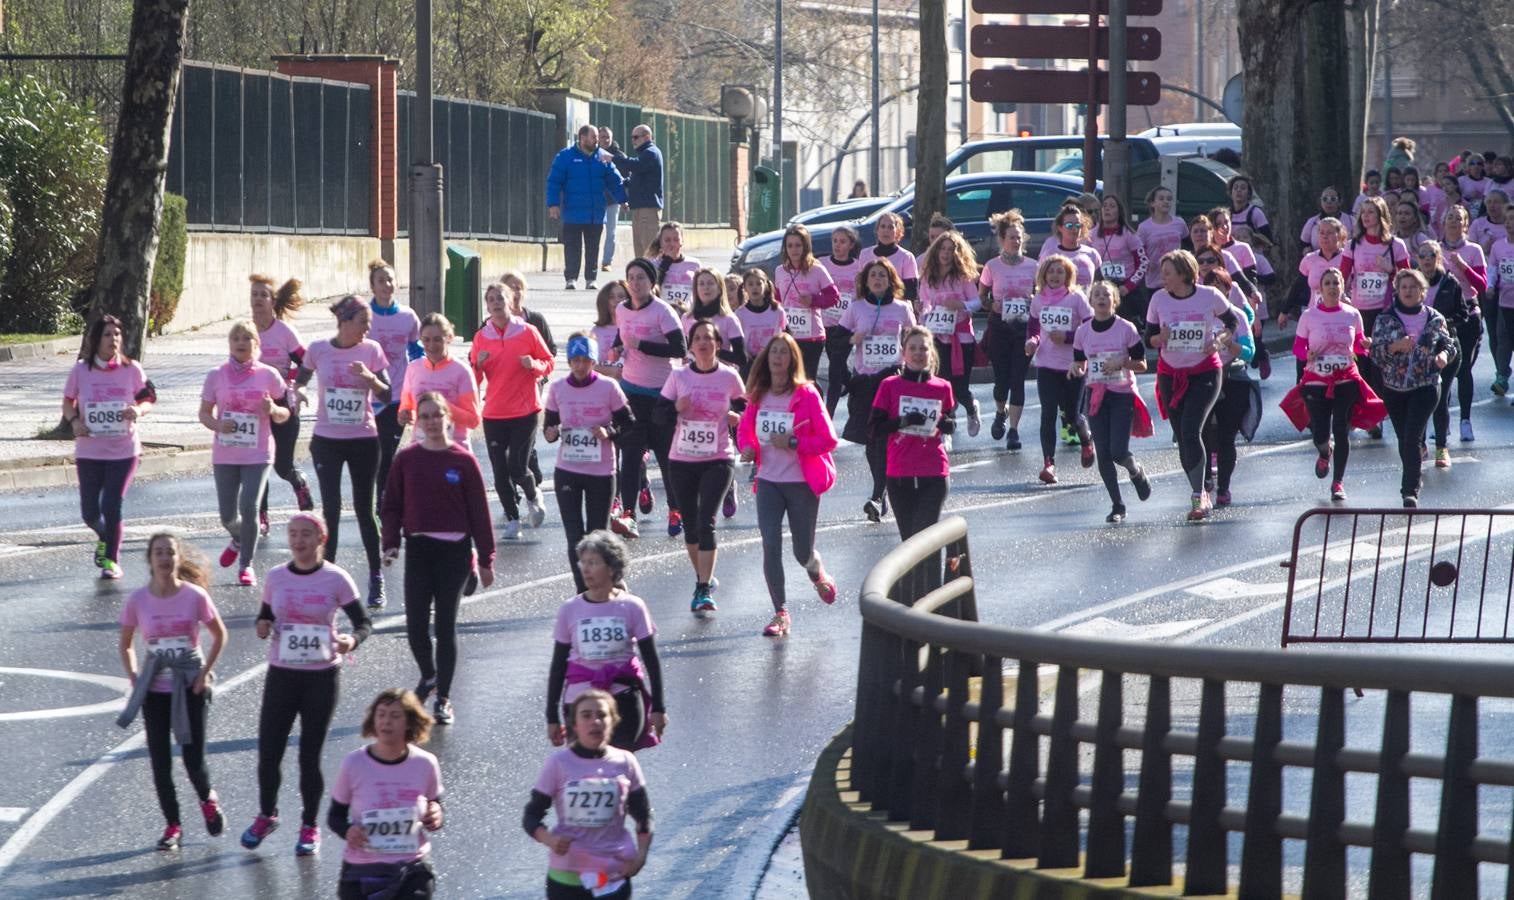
top-left (1026, 255), bottom-right (1094, 483)
top-left (840, 259), bottom-right (917, 522)
top-left (916, 231), bottom-right (983, 435)
top-left (819, 225), bottom-right (863, 415)
top-left (774, 224), bottom-right (839, 379)
top-left (397, 312), bottom-right (481, 445)
top-left (1070, 281), bottom-right (1152, 522)
top-left (616, 258), bottom-right (687, 537)
top-left (979, 210), bottom-right (1039, 450)
top-left (250, 275), bottom-right (314, 530)
top-left (1369, 269), bottom-right (1453, 507)
top-left (871, 326), bottom-right (954, 540)
top-left (364, 259), bottom-right (421, 507)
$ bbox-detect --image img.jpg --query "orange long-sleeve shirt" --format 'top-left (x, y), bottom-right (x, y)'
top-left (469, 319), bottom-right (555, 420)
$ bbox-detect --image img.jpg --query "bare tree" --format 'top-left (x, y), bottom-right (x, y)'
top-left (1394, 0), bottom-right (1514, 141)
top-left (912, 0), bottom-right (944, 254)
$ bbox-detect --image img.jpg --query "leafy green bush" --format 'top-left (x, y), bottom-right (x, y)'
top-left (149, 193), bottom-right (187, 336)
top-left (0, 182), bottom-right (11, 272)
top-left (0, 77), bottom-right (107, 334)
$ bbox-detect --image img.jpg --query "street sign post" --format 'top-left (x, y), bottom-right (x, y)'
top-left (968, 69), bottom-right (1161, 105)
top-left (971, 0), bottom-right (1160, 13)
top-left (970, 25), bottom-right (1160, 61)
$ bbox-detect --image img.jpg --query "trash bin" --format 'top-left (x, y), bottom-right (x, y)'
top-left (444, 244), bottom-right (481, 331)
top-left (749, 165), bottom-right (781, 236)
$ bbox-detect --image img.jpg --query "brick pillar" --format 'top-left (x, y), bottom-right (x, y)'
top-left (731, 137), bottom-right (749, 243)
top-left (273, 54), bottom-right (399, 255)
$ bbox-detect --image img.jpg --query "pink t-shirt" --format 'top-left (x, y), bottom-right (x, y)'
top-left (1300, 214), bottom-right (1354, 251)
top-left (399, 356), bottom-right (479, 444)
top-left (1471, 217), bottom-right (1507, 253)
top-left (1443, 239), bottom-right (1488, 299)
top-left (552, 592), bottom-right (656, 704)
top-left (1147, 284), bottom-right (1234, 369)
top-left (1039, 241), bottom-right (1103, 290)
top-left (64, 359), bottom-right (149, 461)
top-left (119, 583), bottom-right (217, 693)
top-left (1421, 186), bottom-right (1451, 237)
top-left (1229, 202), bottom-right (1270, 245)
top-left (257, 319), bottom-right (305, 375)
top-left (1295, 303), bottom-right (1366, 379)
top-left (305, 338), bottom-right (391, 440)
top-left (1297, 250), bottom-right (1348, 306)
top-left (1489, 237), bottom-right (1514, 308)
top-left (653, 257), bottom-right (703, 309)
top-left (201, 361), bottom-right (288, 465)
top-left (1460, 175), bottom-right (1490, 207)
top-left (1400, 305), bottom-right (1430, 342)
top-left (330, 745), bottom-right (443, 865)
top-left (614, 298), bottom-right (682, 390)
top-left (1092, 228), bottom-right (1146, 287)
top-left (533, 746), bottom-right (646, 874)
top-left (1073, 317), bottom-right (1143, 394)
top-left (752, 391), bottom-right (804, 484)
top-left (367, 303), bottom-right (421, 405)
top-left (679, 312), bottom-right (745, 357)
top-left (917, 277), bottom-right (980, 342)
top-left (591, 324), bottom-right (622, 367)
top-left (978, 256), bottom-right (1039, 326)
top-left (545, 374), bottom-right (628, 477)
top-left (1028, 286), bottom-right (1094, 372)
top-left (733, 304), bottom-right (784, 360)
top-left (858, 245), bottom-right (918, 284)
top-left (261, 562), bottom-right (360, 671)
top-left (660, 364), bottom-right (745, 463)
top-left (839, 298), bottom-right (916, 375)
top-left (819, 256), bottom-right (863, 328)
top-left (873, 373), bottom-right (954, 478)
top-left (774, 264), bottom-right (836, 341)
top-left (1136, 218), bottom-right (1188, 289)
top-left (1343, 237), bottom-right (1409, 311)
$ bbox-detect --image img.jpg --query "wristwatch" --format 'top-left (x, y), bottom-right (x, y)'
top-left (787, 435), bottom-right (799, 450)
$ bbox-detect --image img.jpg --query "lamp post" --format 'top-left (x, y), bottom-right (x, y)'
top-left (774, 0), bottom-right (783, 165)
top-left (410, 0), bottom-right (444, 317)
top-left (871, 0), bottom-right (880, 193)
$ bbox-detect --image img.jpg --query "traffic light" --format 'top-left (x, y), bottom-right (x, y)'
top-left (1017, 127), bottom-right (1034, 137)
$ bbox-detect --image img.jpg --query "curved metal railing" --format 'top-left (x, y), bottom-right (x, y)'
top-left (851, 515), bottom-right (1514, 898)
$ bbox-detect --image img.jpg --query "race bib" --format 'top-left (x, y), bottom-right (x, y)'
top-left (1087, 352), bottom-right (1124, 384)
top-left (1312, 353), bottom-right (1351, 377)
top-left (898, 395), bottom-right (942, 438)
top-left (84, 400), bottom-right (129, 436)
top-left (1101, 262), bottom-right (1127, 282)
top-left (1356, 270), bottom-right (1389, 300)
top-left (1166, 319), bottom-right (1208, 353)
top-left (362, 807), bottom-right (421, 855)
top-left (662, 284), bottom-right (691, 307)
top-left (832, 291), bottom-right (853, 318)
top-left (1000, 297), bottom-right (1030, 323)
top-left (1039, 306), bottom-right (1074, 332)
top-left (324, 387), bottom-right (367, 426)
top-left (576, 616), bottom-right (631, 662)
top-left (219, 411), bottom-right (259, 448)
top-left (755, 409), bottom-right (794, 438)
top-left (1499, 259), bottom-right (1514, 281)
top-left (674, 418), bottom-right (721, 458)
top-left (278, 623), bottom-right (331, 665)
top-left (562, 778), bottom-right (620, 828)
top-left (860, 335), bottom-right (900, 369)
top-left (922, 307), bottom-right (957, 337)
top-left (785, 306), bottom-right (813, 334)
top-left (559, 428), bottom-right (603, 465)
top-left (146, 635), bottom-right (191, 659)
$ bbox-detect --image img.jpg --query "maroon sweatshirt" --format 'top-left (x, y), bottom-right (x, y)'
top-left (381, 442), bottom-right (497, 568)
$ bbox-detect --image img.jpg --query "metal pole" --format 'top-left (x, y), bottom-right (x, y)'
top-left (774, 0), bottom-right (783, 165)
top-left (1381, 1), bottom-right (1392, 164)
top-left (1194, 0), bottom-right (1204, 121)
top-left (871, 0), bottom-right (881, 193)
top-left (1082, 0), bottom-right (1097, 194)
top-left (409, 0), bottom-right (444, 317)
top-left (1105, 0), bottom-right (1128, 208)
top-left (959, 0), bottom-right (969, 144)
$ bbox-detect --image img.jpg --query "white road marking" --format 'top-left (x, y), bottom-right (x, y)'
top-left (1184, 576), bottom-right (1290, 601)
top-left (0, 809), bottom-right (26, 824)
top-left (1060, 616), bottom-right (1212, 641)
top-left (0, 667), bottom-right (130, 722)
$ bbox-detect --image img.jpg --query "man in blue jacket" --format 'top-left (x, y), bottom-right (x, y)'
top-left (546, 124), bottom-right (628, 290)
top-left (610, 124), bottom-right (665, 261)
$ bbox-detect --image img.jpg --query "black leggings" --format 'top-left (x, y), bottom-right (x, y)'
top-left (1036, 369), bottom-right (1085, 460)
top-left (797, 340), bottom-right (824, 386)
top-left (404, 535), bottom-right (473, 699)
top-left (260, 412), bottom-right (310, 517)
top-left (824, 326), bottom-right (852, 415)
top-left (1210, 370), bottom-right (1251, 494)
top-left (985, 323), bottom-right (1030, 407)
top-left (1383, 384), bottom-right (1439, 498)
top-left (310, 435), bottom-right (381, 573)
top-left (77, 456), bottom-right (137, 564)
top-left (1087, 390), bottom-right (1136, 507)
top-left (619, 390), bottom-right (677, 514)
top-left (484, 414), bottom-right (541, 522)
top-left (667, 458), bottom-right (735, 551)
top-left (339, 862), bottom-right (436, 900)
top-left (1157, 369), bottom-right (1222, 493)
top-left (1303, 381), bottom-right (1361, 483)
top-left (257, 665), bottom-right (339, 827)
top-left (1357, 309), bottom-right (1385, 397)
top-left (554, 469), bottom-right (616, 593)
top-left (933, 339), bottom-right (979, 416)
top-left (846, 371), bottom-right (890, 502)
top-left (546, 876), bottom-right (632, 899)
top-left (375, 403), bottom-right (404, 508)
top-left (1432, 350), bottom-right (1465, 449)
top-left (886, 475), bottom-right (948, 541)
top-left (144, 689), bottom-right (211, 826)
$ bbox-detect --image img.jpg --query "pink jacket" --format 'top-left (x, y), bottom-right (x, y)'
top-left (736, 383), bottom-right (838, 495)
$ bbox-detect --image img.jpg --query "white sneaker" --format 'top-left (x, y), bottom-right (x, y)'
top-left (967, 409), bottom-right (982, 438)
top-left (502, 519), bottom-right (521, 540)
top-left (527, 499), bottom-right (546, 528)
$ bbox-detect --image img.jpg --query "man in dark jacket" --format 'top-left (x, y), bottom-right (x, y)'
top-left (546, 124), bottom-right (627, 289)
top-left (610, 124), bottom-right (665, 259)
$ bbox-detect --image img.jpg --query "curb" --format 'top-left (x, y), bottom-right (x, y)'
top-left (0, 336), bottom-right (81, 363)
top-left (800, 727), bottom-right (1207, 900)
top-left (0, 437), bottom-right (313, 493)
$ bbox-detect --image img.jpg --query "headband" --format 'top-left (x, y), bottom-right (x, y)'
top-left (288, 512), bottom-right (327, 540)
top-left (567, 335), bottom-right (597, 362)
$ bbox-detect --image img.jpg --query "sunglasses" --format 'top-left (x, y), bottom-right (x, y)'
top-left (1061, 221), bottom-right (1083, 230)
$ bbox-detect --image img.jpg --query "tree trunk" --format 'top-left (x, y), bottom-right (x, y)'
top-left (912, 0), bottom-right (947, 255)
top-left (85, 0), bottom-right (191, 362)
top-left (1346, 0), bottom-right (1380, 190)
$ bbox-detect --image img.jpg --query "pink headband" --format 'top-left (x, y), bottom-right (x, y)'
top-left (288, 512), bottom-right (327, 540)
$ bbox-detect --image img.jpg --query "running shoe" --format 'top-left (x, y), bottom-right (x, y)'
top-left (202, 791), bottom-right (226, 837)
top-left (601, 263), bottom-right (612, 272)
top-left (690, 585), bottom-right (717, 616)
top-left (1461, 419), bottom-right (1475, 442)
top-left (100, 560), bottom-right (123, 580)
top-left (1187, 492), bottom-right (1211, 522)
top-left (722, 487), bottom-right (737, 519)
top-left (1061, 424), bottom-right (1079, 446)
top-left (295, 825), bottom-right (320, 856)
top-left (1130, 463), bottom-right (1152, 501)
top-left (294, 480), bottom-right (314, 512)
top-left (810, 565), bottom-right (838, 605)
top-left (1315, 446), bottom-right (1331, 479)
top-left (157, 824), bottom-right (182, 851)
top-left (219, 539), bottom-right (240, 568)
top-left (862, 498), bottom-right (882, 523)
top-left (990, 410), bottom-right (1007, 441)
top-left (1367, 425), bottom-right (1383, 439)
top-left (1005, 427), bottom-right (1021, 451)
top-left (762, 610), bottom-right (791, 637)
top-left (1331, 481), bottom-right (1346, 501)
top-left (585, 282), bottom-right (597, 292)
top-left (93, 539), bottom-right (107, 569)
top-left (1105, 505), bottom-right (1126, 524)
top-left (1403, 494), bottom-right (1419, 508)
top-left (638, 484), bottom-right (654, 515)
top-left (611, 512), bottom-right (640, 538)
top-left (1258, 351), bottom-right (1272, 381)
top-left (666, 510), bottom-right (683, 538)
top-left (1436, 448), bottom-right (1451, 469)
top-left (501, 519), bottom-right (522, 540)
top-left (1216, 490), bottom-right (1232, 507)
top-left (708, 575), bottom-right (720, 594)
top-left (238, 567), bottom-right (257, 587)
top-left (1494, 375), bottom-right (1509, 397)
top-left (967, 408), bottom-right (982, 438)
top-left (241, 813), bottom-right (279, 849)
top-left (366, 572), bottom-right (386, 610)
top-left (1038, 460), bottom-right (1057, 484)
top-left (1080, 442), bottom-right (1095, 469)
top-left (415, 676), bottom-right (437, 702)
top-left (527, 498), bottom-right (546, 529)
top-left (258, 512), bottom-right (270, 537)
top-left (565, 280), bottom-right (577, 291)
top-left (434, 697), bottom-right (455, 725)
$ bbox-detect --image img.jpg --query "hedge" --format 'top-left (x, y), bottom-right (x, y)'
top-left (149, 193), bottom-right (187, 335)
